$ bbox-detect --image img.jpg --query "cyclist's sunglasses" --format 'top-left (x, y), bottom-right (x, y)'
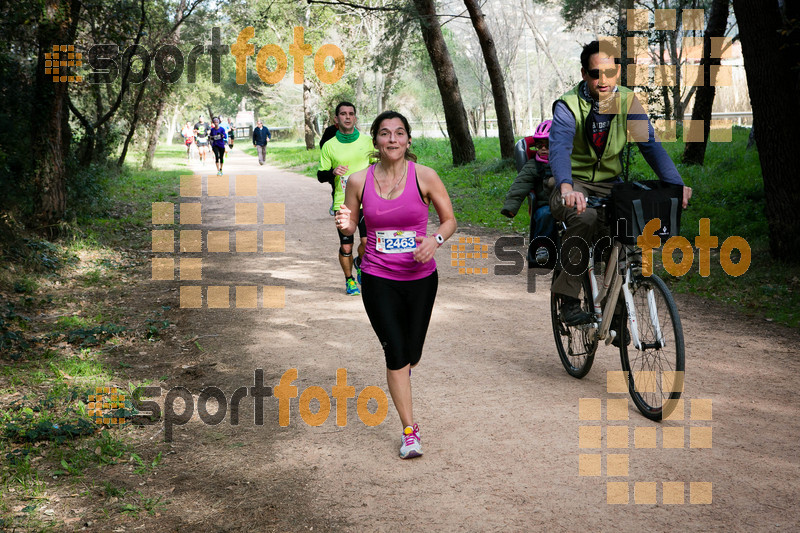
top-left (587, 67), bottom-right (618, 79)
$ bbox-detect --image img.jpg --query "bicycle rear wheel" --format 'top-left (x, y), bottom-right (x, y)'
top-left (619, 274), bottom-right (684, 420)
top-left (551, 274), bottom-right (597, 378)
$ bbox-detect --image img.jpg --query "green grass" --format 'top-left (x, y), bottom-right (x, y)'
top-left (413, 137), bottom-right (528, 233)
top-left (71, 155), bottom-right (183, 250)
top-left (257, 140), bottom-right (322, 175)
top-left (0, 144), bottom-right (180, 530)
top-left (628, 126), bottom-right (766, 245)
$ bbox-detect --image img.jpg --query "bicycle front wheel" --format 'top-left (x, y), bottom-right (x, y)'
top-left (619, 274), bottom-right (685, 421)
top-left (551, 274), bottom-right (597, 378)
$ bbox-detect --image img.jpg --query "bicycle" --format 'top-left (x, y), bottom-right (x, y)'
top-left (549, 195), bottom-right (684, 421)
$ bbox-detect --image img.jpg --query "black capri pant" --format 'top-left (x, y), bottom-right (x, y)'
top-left (212, 144), bottom-right (225, 163)
top-left (360, 270), bottom-right (438, 370)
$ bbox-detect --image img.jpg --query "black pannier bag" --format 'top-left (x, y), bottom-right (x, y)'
top-left (611, 180), bottom-right (683, 245)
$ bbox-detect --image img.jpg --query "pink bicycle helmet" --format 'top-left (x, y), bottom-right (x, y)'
top-left (533, 120), bottom-right (552, 163)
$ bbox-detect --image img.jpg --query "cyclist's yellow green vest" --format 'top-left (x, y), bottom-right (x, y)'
top-left (555, 84), bottom-right (632, 182)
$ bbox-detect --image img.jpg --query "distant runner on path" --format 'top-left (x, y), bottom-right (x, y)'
top-left (227, 117), bottom-right (236, 149)
top-left (194, 116), bottom-right (210, 166)
top-left (181, 121), bottom-right (195, 161)
top-left (209, 116), bottom-right (228, 176)
top-left (252, 120), bottom-right (271, 165)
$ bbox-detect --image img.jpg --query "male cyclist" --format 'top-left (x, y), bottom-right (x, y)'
top-left (549, 40), bottom-right (692, 337)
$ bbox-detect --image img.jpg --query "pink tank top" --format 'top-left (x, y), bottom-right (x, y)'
top-left (360, 161), bottom-right (436, 281)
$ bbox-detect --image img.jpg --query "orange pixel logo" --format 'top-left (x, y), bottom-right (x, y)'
top-left (46, 45), bottom-right (83, 83)
top-left (613, 8), bottom-right (739, 142)
top-left (578, 372), bottom-right (713, 505)
top-left (88, 386), bottom-right (127, 425)
top-left (151, 175), bottom-right (286, 309)
top-left (451, 236), bottom-right (489, 275)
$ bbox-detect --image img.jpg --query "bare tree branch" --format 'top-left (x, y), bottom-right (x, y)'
top-left (169, 0), bottom-right (205, 36)
top-left (306, 0), bottom-right (404, 12)
top-left (521, 1), bottom-right (567, 87)
top-left (305, 0), bottom-right (471, 19)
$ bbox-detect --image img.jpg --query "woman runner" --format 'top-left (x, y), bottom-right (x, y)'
top-left (209, 117), bottom-right (227, 176)
top-left (335, 111), bottom-right (456, 459)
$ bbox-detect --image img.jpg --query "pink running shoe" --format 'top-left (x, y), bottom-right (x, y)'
top-left (399, 423), bottom-right (422, 459)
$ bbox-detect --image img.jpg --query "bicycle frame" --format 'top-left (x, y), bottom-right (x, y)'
top-left (555, 196), bottom-right (668, 352)
top-left (581, 240), bottom-right (662, 351)
top-left (552, 193), bottom-right (683, 420)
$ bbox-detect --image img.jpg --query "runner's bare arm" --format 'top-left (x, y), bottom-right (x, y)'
top-left (414, 164), bottom-right (457, 261)
top-left (336, 168), bottom-right (366, 235)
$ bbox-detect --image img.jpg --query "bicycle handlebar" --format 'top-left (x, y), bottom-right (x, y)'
top-left (560, 195), bottom-right (610, 209)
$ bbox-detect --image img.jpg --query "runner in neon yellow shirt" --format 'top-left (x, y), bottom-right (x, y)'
top-left (318, 102), bottom-right (373, 295)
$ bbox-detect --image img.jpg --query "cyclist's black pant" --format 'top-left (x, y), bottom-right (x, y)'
top-left (549, 180), bottom-right (614, 299)
top-left (212, 145), bottom-right (225, 164)
top-left (361, 270), bottom-right (438, 370)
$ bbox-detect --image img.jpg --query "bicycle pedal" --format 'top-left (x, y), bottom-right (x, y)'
top-left (605, 330), bottom-right (617, 346)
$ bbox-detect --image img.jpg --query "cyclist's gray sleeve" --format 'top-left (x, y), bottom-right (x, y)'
top-left (550, 101), bottom-right (576, 190)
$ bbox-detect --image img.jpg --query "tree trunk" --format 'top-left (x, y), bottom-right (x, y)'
top-left (118, 81), bottom-right (148, 167)
top-left (355, 71), bottom-right (364, 112)
top-left (746, 122), bottom-right (756, 150)
top-left (732, 0), bottom-right (800, 262)
top-left (165, 104), bottom-right (180, 145)
top-left (682, 0), bottom-right (729, 165)
top-left (618, 0), bottom-right (633, 87)
top-left (534, 40), bottom-right (544, 127)
top-left (669, 16), bottom-right (682, 122)
top-left (32, 0), bottom-right (78, 231)
top-left (82, 0), bottom-right (147, 166)
top-left (435, 115), bottom-right (447, 138)
top-left (411, 0), bottom-right (475, 165)
top-left (658, 34), bottom-right (672, 119)
top-left (303, 81), bottom-right (315, 150)
top-left (143, 85), bottom-right (168, 169)
top-left (521, 5), bottom-right (567, 88)
top-left (463, 0), bottom-right (514, 159)
top-left (150, 0), bottom-right (185, 156)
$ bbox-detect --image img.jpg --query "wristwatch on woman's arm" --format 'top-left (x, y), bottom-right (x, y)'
top-left (434, 234), bottom-right (444, 247)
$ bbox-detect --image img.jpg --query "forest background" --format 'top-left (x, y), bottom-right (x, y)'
top-left (1, 0), bottom-right (799, 529)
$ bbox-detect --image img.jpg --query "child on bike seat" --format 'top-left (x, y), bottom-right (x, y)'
top-left (501, 120), bottom-right (556, 265)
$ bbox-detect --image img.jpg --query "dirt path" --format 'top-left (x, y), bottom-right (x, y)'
top-left (126, 148), bottom-right (800, 531)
